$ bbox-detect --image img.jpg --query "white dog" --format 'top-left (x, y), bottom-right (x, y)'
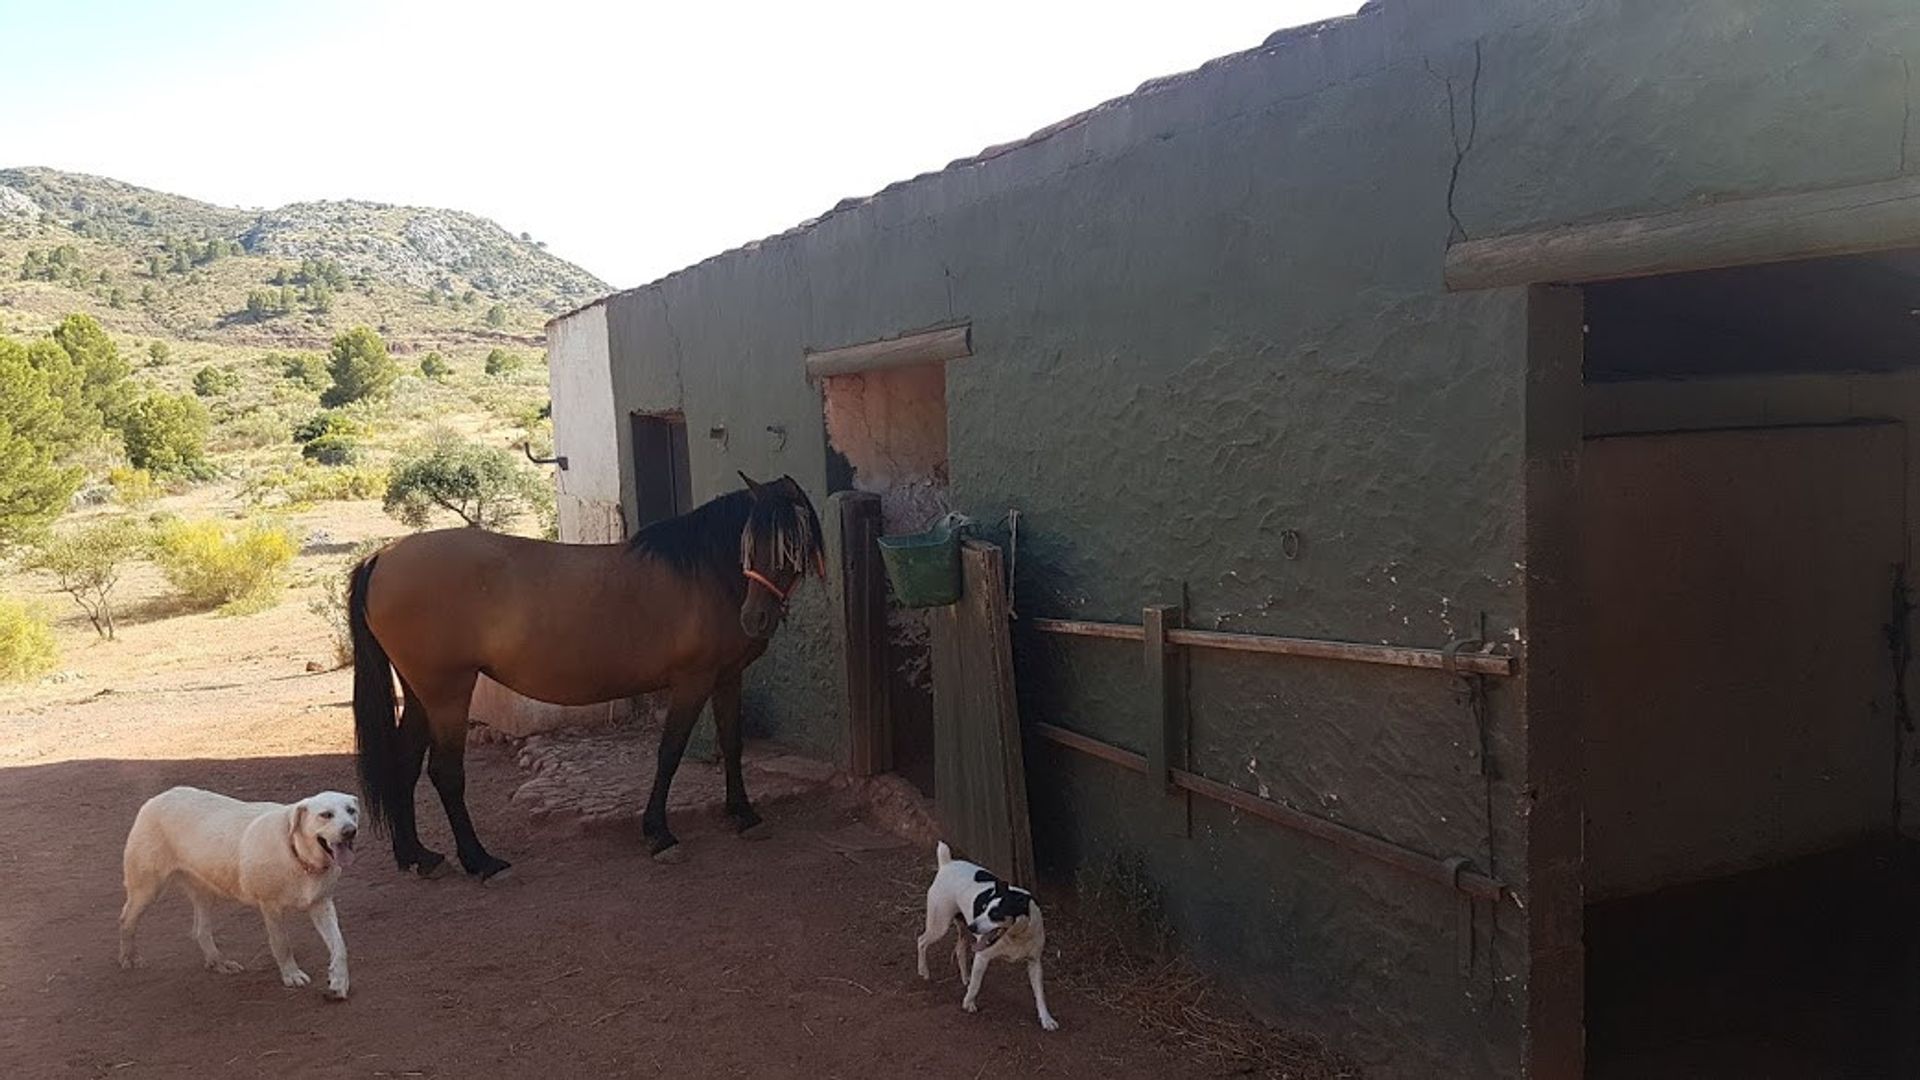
top-left (119, 786), bottom-right (360, 1000)
top-left (916, 841), bottom-right (1058, 1031)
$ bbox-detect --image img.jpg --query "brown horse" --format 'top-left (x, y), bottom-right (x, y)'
top-left (346, 473), bottom-right (825, 879)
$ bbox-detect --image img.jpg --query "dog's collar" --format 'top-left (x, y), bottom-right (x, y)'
top-left (291, 837), bottom-right (329, 877)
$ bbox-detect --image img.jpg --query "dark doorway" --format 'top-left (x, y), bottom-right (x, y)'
top-left (631, 412), bottom-right (692, 528)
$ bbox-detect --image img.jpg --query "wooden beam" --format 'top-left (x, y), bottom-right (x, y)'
top-left (1444, 174), bottom-right (1920, 292)
top-left (837, 494), bottom-right (889, 776)
top-left (804, 324), bottom-right (972, 379)
top-left (1030, 617), bottom-right (1514, 676)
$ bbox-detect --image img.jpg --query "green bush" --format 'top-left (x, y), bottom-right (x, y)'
top-left (106, 466), bottom-right (159, 508)
top-left (483, 348), bottom-right (523, 377)
top-left (151, 517), bottom-right (298, 614)
top-left (320, 326), bottom-right (397, 408)
top-left (419, 352), bottom-right (450, 380)
top-left (32, 516), bottom-right (147, 639)
top-left (191, 365), bottom-right (240, 397)
top-left (301, 433), bottom-right (361, 465)
top-left (291, 410), bottom-right (362, 444)
top-left (279, 352), bottom-right (330, 391)
top-left (0, 342), bottom-right (86, 549)
top-left (0, 596), bottom-right (57, 682)
top-left (242, 464), bottom-right (388, 507)
top-left (115, 391), bottom-right (210, 476)
top-left (147, 341), bottom-right (171, 365)
top-left (484, 303), bottom-right (507, 328)
top-left (384, 438), bottom-right (545, 530)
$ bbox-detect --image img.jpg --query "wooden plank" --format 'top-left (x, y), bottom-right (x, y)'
top-left (804, 324), bottom-right (972, 379)
top-left (837, 494), bottom-right (889, 776)
top-left (1030, 618), bottom-right (1514, 676)
top-left (1030, 722), bottom-right (1505, 902)
top-left (931, 542), bottom-right (1035, 885)
top-left (1444, 173), bottom-right (1920, 292)
top-left (1143, 606), bottom-right (1179, 793)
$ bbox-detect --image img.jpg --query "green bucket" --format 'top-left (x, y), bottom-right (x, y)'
top-left (876, 515), bottom-right (966, 608)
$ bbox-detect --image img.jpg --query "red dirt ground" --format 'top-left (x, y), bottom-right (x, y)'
top-left (0, 727), bottom-right (1272, 1079)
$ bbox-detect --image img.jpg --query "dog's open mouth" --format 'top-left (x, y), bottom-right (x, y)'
top-left (974, 927), bottom-right (1006, 950)
top-left (318, 834), bottom-right (356, 869)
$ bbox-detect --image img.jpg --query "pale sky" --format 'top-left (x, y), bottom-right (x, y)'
top-left (0, 1), bottom-right (1362, 289)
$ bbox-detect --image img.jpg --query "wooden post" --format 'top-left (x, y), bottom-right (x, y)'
top-left (838, 493), bottom-right (889, 776)
top-left (1144, 603), bottom-right (1192, 837)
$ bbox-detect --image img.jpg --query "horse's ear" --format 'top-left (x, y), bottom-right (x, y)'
top-left (774, 475), bottom-right (805, 498)
top-left (738, 471), bottom-right (765, 497)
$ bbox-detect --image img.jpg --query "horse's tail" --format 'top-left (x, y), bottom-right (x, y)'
top-left (348, 553), bottom-right (398, 832)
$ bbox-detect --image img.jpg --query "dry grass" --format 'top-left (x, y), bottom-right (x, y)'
top-left (1048, 905), bottom-right (1359, 1080)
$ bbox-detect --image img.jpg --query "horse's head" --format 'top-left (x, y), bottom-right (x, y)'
top-left (737, 472), bottom-right (826, 639)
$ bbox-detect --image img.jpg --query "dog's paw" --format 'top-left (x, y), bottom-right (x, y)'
top-left (323, 982), bottom-right (349, 1002)
top-left (207, 959), bottom-right (245, 975)
top-left (917, 966), bottom-right (929, 981)
top-left (1040, 1016), bottom-right (1060, 1032)
top-left (281, 968), bottom-right (311, 988)
top-left (962, 999), bottom-right (979, 1014)
top-left (118, 953), bottom-right (143, 971)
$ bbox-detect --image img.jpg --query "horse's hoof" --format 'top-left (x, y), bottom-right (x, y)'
top-left (736, 821), bottom-right (772, 841)
top-left (413, 852), bottom-right (448, 879)
top-left (651, 843), bottom-right (686, 865)
top-left (479, 862), bottom-right (515, 885)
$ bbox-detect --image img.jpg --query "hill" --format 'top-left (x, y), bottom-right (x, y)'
top-left (0, 167), bottom-right (608, 354)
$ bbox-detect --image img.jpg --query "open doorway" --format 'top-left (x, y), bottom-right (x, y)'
top-left (1578, 252), bottom-right (1920, 1077)
top-left (821, 362), bottom-right (951, 796)
top-left (630, 412), bottom-right (692, 528)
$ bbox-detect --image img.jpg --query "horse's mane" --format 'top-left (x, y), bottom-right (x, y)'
top-left (627, 484), bottom-right (824, 587)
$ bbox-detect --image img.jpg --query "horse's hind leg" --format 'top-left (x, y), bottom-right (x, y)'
top-left (713, 671), bottom-right (764, 838)
top-left (423, 678), bottom-right (511, 880)
top-left (640, 678), bottom-right (714, 863)
top-left (390, 684), bottom-right (446, 878)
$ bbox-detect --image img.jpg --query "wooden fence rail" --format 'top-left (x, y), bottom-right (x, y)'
top-left (1025, 610), bottom-right (1511, 902)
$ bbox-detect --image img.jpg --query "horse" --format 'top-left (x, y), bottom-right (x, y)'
top-left (345, 472), bottom-right (826, 879)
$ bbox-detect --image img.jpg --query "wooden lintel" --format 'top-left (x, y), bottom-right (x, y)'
top-left (1445, 174), bottom-right (1920, 291)
top-left (804, 324), bottom-right (971, 379)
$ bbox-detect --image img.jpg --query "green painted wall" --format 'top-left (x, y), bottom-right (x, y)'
top-left (580, 1), bottom-right (1920, 1073)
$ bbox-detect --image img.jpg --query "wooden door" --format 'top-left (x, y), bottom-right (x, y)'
top-left (930, 541), bottom-right (1035, 884)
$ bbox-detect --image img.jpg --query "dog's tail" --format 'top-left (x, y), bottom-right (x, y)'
top-left (936, 841), bottom-right (952, 867)
top-left (348, 553), bottom-right (398, 832)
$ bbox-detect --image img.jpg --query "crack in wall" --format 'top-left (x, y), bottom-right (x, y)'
top-left (1428, 40), bottom-right (1483, 243)
top-left (1902, 55), bottom-right (1913, 173)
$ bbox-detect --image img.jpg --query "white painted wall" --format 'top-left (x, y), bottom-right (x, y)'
top-left (548, 302), bottom-right (624, 543)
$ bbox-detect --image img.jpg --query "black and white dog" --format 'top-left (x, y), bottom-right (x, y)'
top-left (915, 841), bottom-right (1058, 1030)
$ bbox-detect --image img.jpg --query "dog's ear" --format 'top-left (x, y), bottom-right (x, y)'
top-left (287, 801), bottom-right (307, 841)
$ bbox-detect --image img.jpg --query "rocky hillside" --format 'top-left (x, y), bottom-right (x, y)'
top-left (0, 167), bottom-right (606, 317)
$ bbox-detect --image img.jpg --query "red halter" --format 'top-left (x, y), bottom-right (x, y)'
top-left (743, 568), bottom-right (790, 602)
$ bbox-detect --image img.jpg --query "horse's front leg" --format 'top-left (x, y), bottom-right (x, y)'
top-left (641, 680), bottom-right (712, 863)
top-left (713, 671), bottom-right (764, 838)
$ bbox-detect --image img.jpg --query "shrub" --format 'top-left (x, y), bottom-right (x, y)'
top-left (307, 540), bottom-right (383, 668)
top-left (292, 410), bottom-right (363, 444)
top-left (147, 341), bottom-right (170, 365)
top-left (242, 464), bottom-right (388, 507)
top-left (116, 391), bottom-right (210, 476)
top-left (106, 466), bottom-right (159, 508)
top-left (0, 596), bottom-right (57, 682)
top-left (151, 517), bottom-right (298, 613)
top-left (320, 326), bottom-right (396, 407)
top-left (301, 433), bottom-right (361, 465)
top-left (32, 516), bottom-right (147, 639)
top-left (0, 342), bottom-right (86, 549)
top-left (384, 438), bottom-right (545, 530)
top-left (484, 303), bottom-right (507, 328)
top-left (419, 352), bottom-right (450, 380)
top-left (191, 365), bottom-right (240, 397)
top-left (483, 348), bottom-right (522, 377)
top-left (279, 352), bottom-right (330, 391)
